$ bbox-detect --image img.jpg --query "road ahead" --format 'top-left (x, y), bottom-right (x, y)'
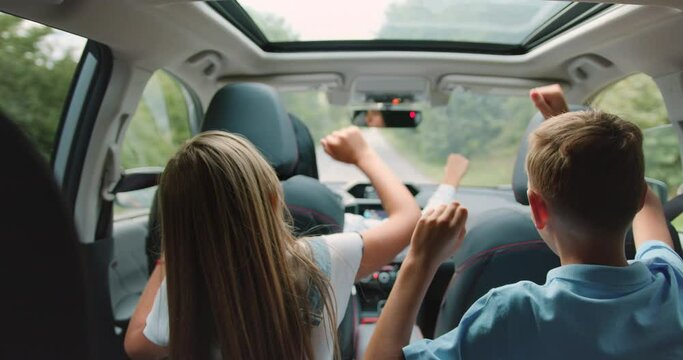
top-left (316, 128), bottom-right (433, 183)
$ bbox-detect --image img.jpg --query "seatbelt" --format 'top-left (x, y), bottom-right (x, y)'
top-left (664, 192), bottom-right (683, 222)
top-left (662, 193), bottom-right (683, 256)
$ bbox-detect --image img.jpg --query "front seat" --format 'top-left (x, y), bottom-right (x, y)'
top-left (289, 113), bottom-right (319, 179)
top-left (0, 112), bottom-right (88, 358)
top-left (434, 109), bottom-right (575, 336)
top-left (200, 83), bottom-right (345, 235)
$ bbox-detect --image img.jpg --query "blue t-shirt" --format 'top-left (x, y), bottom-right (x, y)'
top-left (404, 240), bottom-right (683, 360)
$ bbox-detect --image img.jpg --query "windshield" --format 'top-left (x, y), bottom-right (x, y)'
top-left (279, 90), bottom-right (536, 186)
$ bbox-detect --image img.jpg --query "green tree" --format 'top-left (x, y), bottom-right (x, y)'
top-left (383, 92), bottom-right (535, 185)
top-left (0, 14), bottom-right (84, 160)
top-left (592, 73), bottom-right (683, 196)
top-left (120, 71), bottom-right (192, 169)
top-left (378, 0), bottom-right (564, 43)
top-left (279, 90), bottom-right (347, 143)
top-left (247, 8), bottom-right (299, 42)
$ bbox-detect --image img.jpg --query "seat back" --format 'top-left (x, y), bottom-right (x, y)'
top-left (0, 113), bottom-right (88, 358)
top-left (289, 114), bottom-right (319, 179)
top-left (282, 175), bottom-right (343, 236)
top-left (434, 208), bottom-right (560, 336)
top-left (202, 83), bottom-right (299, 180)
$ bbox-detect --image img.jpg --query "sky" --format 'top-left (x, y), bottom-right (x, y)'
top-left (239, 0), bottom-right (394, 40)
top-left (237, 0), bottom-right (570, 42)
top-left (18, 17), bottom-right (86, 61)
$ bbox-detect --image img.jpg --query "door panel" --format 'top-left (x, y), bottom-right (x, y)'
top-left (110, 214), bottom-right (150, 328)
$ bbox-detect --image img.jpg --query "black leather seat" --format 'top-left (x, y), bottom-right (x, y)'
top-left (0, 112), bottom-right (88, 358)
top-left (200, 83), bottom-right (345, 236)
top-left (202, 83), bottom-right (299, 179)
top-left (289, 113), bottom-right (319, 180)
top-left (282, 175), bottom-right (343, 236)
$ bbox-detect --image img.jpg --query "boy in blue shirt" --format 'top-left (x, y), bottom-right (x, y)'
top-left (365, 85), bottom-right (683, 359)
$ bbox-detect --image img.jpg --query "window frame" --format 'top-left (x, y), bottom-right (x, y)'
top-left (52, 40), bottom-right (113, 208)
top-left (588, 72), bottom-right (683, 200)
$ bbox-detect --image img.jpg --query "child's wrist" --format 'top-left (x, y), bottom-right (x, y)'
top-left (403, 252), bottom-right (440, 277)
top-left (355, 148), bottom-right (379, 168)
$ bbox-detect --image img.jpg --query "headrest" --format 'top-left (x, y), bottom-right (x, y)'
top-left (289, 113), bottom-right (319, 179)
top-left (202, 83), bottom-right (298, 179)
top-left (282, 175), bottom-right (344, 236)
top-left (511, 105), bottom-right (588, 205)
top-left (0, 112), bottom-right (88, 358)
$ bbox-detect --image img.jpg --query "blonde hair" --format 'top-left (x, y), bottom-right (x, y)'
top-left (526, 110), bottom-right (645, 234)
top-left (159, 131), bottom-right (337, 359)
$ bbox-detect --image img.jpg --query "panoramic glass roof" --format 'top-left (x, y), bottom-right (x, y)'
top-left (212, 0), bottom-right (609, 54)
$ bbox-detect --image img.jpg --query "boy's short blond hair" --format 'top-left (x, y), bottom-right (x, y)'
top-left (526, 110), bottom-right (645, 234)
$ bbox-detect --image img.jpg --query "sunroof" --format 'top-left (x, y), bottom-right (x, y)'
top-left (212, 0), bottom-right (610, 54)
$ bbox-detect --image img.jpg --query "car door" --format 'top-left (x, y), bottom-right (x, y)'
top-left (0, 10), bottom-right (116, 358)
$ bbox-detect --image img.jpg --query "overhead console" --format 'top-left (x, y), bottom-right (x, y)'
top-left (348, 75), bottom-right (430, 107)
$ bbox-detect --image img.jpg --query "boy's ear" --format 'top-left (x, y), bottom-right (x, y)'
top-left (528, 189), bottom-right (550, 230)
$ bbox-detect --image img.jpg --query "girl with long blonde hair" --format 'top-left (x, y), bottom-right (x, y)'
top-left (124, 127), bottom-right (420, 359)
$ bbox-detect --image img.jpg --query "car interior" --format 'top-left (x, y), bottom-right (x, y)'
top-left (2, 0), bottom-right (683, 358)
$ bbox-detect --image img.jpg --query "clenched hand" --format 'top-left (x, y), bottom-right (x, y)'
top-left (320, 126), bottom-right (373, 165)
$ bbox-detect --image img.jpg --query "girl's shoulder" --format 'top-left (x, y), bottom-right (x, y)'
top-left (304, 233), bottom-right (364, 270)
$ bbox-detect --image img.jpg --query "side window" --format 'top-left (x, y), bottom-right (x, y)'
top-left (0, 13), bottom-right (86, 161)
top-left (115, 70), bottom-right (198, 219)
top-left (591, 73), bottom-right (683, 228)
top-left (121, 71), bottom-right (195, 169)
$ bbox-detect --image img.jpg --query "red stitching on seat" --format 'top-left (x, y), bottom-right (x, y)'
top-left (286, 204), bottom-right (341, 229)
top-left (456, 239), bottom-right (547, 273)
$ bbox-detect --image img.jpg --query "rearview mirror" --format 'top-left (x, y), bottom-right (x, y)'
top-left (351, 110), bottom-right (421, 128)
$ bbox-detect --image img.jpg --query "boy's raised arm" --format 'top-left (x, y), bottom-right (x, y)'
top-left (633, 187), bottom-right (674, 250)
top-left (529, 84), bottom-right (569, 120)
top-left (364, 203), bottom-right (468, 360)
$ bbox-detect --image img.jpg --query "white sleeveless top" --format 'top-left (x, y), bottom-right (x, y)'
top-left (143, 232), bottom-right (364, 359)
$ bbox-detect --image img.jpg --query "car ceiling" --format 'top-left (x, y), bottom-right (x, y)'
top-left (1, 0), bottom-right (683, 106)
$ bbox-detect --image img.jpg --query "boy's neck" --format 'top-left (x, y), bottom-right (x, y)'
top-left (556, 234), bottom-right (629, 267)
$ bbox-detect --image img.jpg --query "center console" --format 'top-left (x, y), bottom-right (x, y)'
top-left (338, 182), bottom-right (422, 321)
top-left (357, 264), bottom-right (400, 319)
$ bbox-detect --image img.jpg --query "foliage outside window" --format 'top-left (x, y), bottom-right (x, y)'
top-left (116, 71), bottom-right (193, 219)
top-left (0, 13), bottom-right (86, 160)
top-left (591, 73), bottom-right (683, 198)
top-left (120, 71), bottom-right (192, 169)
top-left (281, 89), bottom-right (535, 187)
top-left (383, 92), bottom-right (536, 187)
